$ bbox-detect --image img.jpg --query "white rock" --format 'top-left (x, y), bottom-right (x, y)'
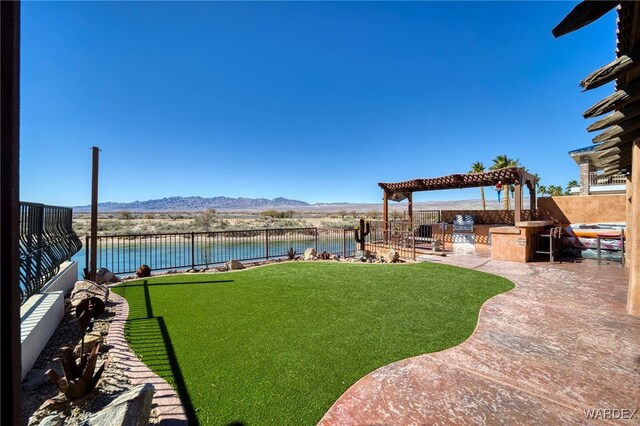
top-left (227, 259), bottom-right (245, 270)
top-left (303, 248), bottom-right (317, 260)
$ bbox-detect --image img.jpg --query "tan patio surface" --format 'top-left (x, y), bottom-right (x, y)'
top-left (320, 254), bottom-right (640, 425)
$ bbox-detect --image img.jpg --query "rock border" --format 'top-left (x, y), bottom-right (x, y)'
top-left (106, 288), bottom-right (188, 425)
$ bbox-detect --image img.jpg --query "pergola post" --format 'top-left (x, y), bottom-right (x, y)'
top-left (383, 190), bottom-right (389, 243)
top-left (407, 192), bottom-right (413, 225)
top-left (529, 185), bottom-right (536, 216)
top-left (514, 181), bottom-right (522, 224)
top-left (628, 140), bottom-right (640, 316)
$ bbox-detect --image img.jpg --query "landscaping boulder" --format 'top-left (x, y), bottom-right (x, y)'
top-left (82, 383), bottom-right (154, 426)
top-left (303, 248), bottom-right (317, 260)
top-left (28, 412), bottom-right (64, 426)
top-left (227, 259), bottom-right (245, 270)
top-left (136, 265), bottom-right (151, 278)
top-left (22, 364), bottom-right (63, 392)
top-left (73, 331), bottom-right (103, 357)
top-left (70, 281), bottom-right (109, 308)
top-left (28, 398), bottom-right (68, 426)
top-left (377, 248), bottom-right (399, 263)
top-left (95, 268), bottom-right (118, 285)
top-left (354, 249), bottom-right (371, 262)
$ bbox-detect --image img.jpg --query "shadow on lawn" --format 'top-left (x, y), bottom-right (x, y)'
top-left (122, 279), bottom-right (234, 288)
top-left (124, 280), bottom-right (201, 425)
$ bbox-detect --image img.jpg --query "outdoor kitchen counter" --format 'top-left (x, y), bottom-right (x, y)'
top-left (490, 221), bottom-right (555, 262)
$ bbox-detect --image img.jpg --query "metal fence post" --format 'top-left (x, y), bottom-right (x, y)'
top-left (191, 232), bottom-right (195, 270)
top-left (265, 229), bottom-right (270, 260)
top-left (34, 204), bottom-right (43, 290)
top-left (412, 228), bottom-right (416, 261)
top-left (90, 147), bottom-right (99, 282)
top-left (343, 229), bottom-right (346, 258)
top-left (85, 235), bottom-right (89, 277)
top-left (314, 228), bottom-right (318, 252)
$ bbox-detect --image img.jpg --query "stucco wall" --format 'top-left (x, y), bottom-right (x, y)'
top-left (537, 194), bottom-right (626, 224)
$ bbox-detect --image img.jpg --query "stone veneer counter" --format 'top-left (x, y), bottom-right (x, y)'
top-left (490, 221), bottom-right (555, 262)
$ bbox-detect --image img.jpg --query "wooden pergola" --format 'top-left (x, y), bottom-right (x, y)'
top-left (553, 1), bottom-right (640, 317)
top-left (378, 166), bottom-right (536, 228)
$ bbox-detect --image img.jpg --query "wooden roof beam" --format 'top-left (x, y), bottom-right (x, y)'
top-left (597, 128), bottom-right (640, 149)
top-left (603, 155), bottom-right (631, 167)
top-left (553, 1), bottom-right (619, 38)
top-left (581, 50), bottom-right (640, 90)
top-left (602, 163), bottom-right (631, 175)
top-left (583, 81), bottom-right (640, 118)
top-left (592, 118), bottom-right (640, 142)
top-left (587, 102), bottom-right (640, 131)
top-left (597, 146), bottom-right (621, 158)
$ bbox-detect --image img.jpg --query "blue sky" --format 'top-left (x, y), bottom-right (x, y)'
top-left (20, 1), bottom-right (617, 206)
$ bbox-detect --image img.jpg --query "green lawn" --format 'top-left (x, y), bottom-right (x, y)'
top-left (113, 261), bottom-right (514, 426)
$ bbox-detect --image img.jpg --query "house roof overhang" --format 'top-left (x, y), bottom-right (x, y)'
top-left (554, 1), bottom-right (640, 176)
top-left (568, 144), bottom-right (606, 168)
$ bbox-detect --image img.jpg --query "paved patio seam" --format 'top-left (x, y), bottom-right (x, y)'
top-left (438, 359), bottom-right (589, 415)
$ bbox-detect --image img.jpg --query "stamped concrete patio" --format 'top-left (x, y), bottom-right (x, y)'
top-left (320, 254), bottom-right (640, 425)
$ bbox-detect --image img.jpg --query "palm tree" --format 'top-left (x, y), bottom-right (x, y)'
top-left (489, 155), bottom-right (520, 210)
top-left (548, 185), bottom-right (564, 196)
top-left (537, 185), bottom-right (548, 196)
top-left (565, 180), bottom-right (579, 195)
top-left (469, 161), bottom-right (486, 210)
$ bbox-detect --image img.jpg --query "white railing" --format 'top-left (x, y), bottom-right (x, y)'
top-left (589, 172), bottom-right (626, 187)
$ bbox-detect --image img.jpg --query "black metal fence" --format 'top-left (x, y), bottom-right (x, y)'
top-left (412, 210), bottom-right (441, 224)
top-left (19, 202), bottom-right (82, 304)
top-left (86, 227), bottom-right (358, 276)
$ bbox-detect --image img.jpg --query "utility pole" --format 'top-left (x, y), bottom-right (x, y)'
top-left (90, 147), bottom-right (100, 282)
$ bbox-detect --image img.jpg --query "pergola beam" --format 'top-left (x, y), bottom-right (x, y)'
top-left (379, 167), bottom-right (537, 229)
top-left (379, 167), bottom-right (535, 194)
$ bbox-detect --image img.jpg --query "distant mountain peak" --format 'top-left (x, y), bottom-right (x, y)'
top-left (73, 195), bottom-right (310, 212)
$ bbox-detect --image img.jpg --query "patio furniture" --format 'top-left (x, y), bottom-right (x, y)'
top-left (597, 230), bottom-right (625, 266)
top-left (452, 215), bottom-right (475, 253)
top-left (534, 226), bottom-right (562, 263)
top-left (414, 224), bottom-right (442, 252)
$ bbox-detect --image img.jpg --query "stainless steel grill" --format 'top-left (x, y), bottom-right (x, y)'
top-left (452, 214), bottom-right (474, 233)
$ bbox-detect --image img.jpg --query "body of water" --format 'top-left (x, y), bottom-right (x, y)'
top-left (72, 234), bottom-right (358, 279)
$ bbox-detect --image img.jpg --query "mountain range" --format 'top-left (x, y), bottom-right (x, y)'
top-left (73, 196), bottom-right (311, 212)
top-left (73, 195), bottom-right (522, 213)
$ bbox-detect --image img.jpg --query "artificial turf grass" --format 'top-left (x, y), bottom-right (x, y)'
top-left (113, 261), bottom-right (514, 426)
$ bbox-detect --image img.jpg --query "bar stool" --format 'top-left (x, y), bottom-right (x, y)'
top-left (596, 229), bottom-right (625, 266)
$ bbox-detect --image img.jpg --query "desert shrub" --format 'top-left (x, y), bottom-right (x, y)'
top-left (260, 210), bottom-right (295, 219)
top-left (320, 219), bottom-right (356, 229)
top-left (118, 210), bottom-right (134, 220)
top-left (193, 209), bottom-right (217, 231)
top-left (366, 210), bottom-right (382, 219)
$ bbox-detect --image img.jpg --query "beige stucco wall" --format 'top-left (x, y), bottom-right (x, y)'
top-left (537, 194), bottom-right (626, 224)
top-left (490, 225), bottom-right (550, 262)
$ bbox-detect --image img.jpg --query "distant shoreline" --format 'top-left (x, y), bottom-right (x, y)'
top-left (72, 198), bottom-right (531, 214)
